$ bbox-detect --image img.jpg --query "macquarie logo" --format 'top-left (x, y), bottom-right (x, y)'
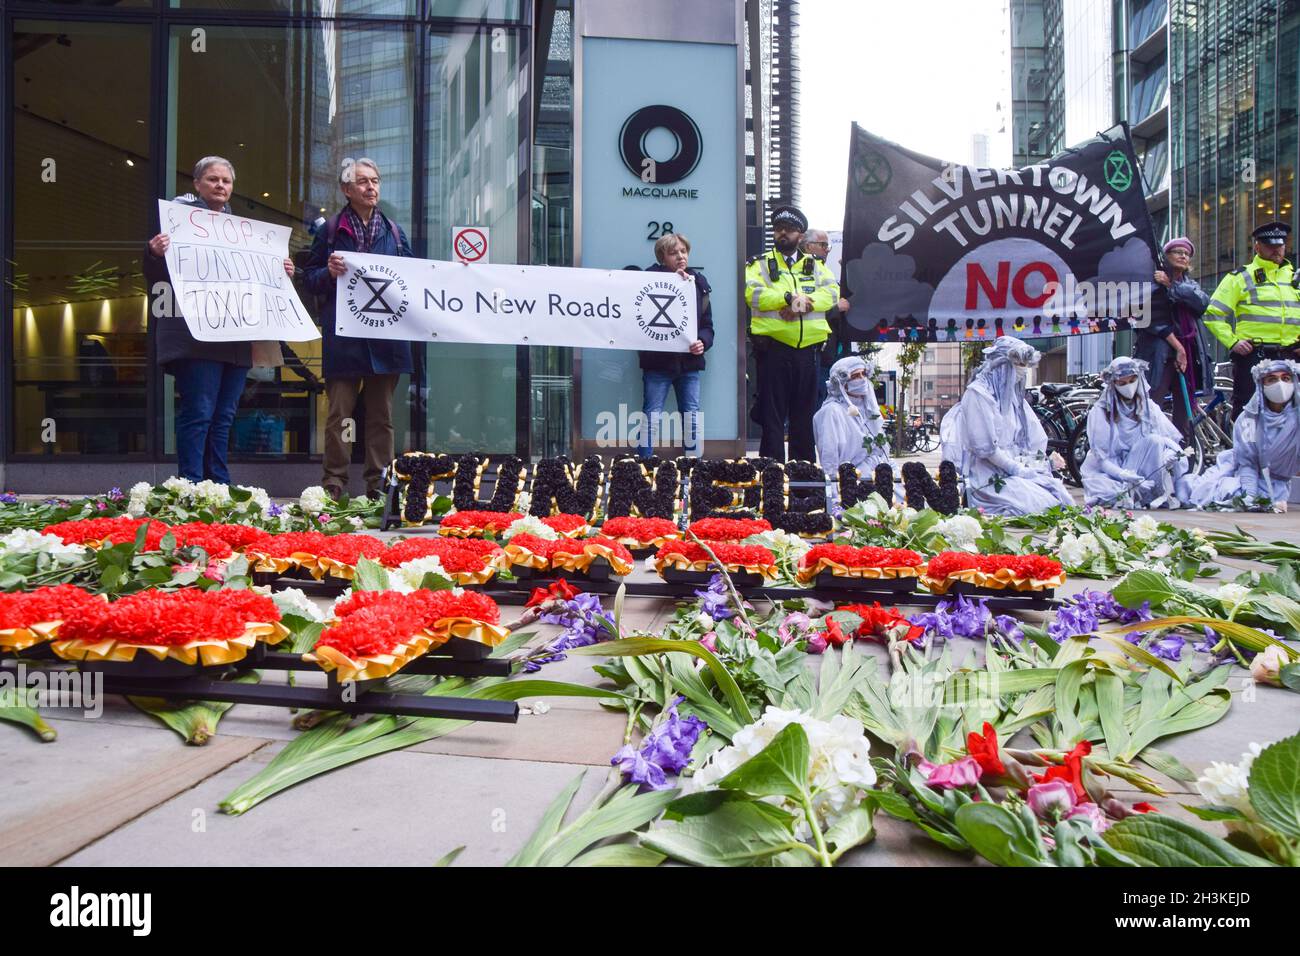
top-left (49, 886), bottom-right (151, 937)
top-left (619, 104), bottom-right (703, 198)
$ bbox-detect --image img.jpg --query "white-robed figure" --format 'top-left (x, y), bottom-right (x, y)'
top-left (1081, 356), bottom-right (1192, 508)
top-left (940, 337), bottom-right (1073, 515)
top-left (1190, 359), bottom-right (1300, 512)
top-left (814, 355), bottom-right (890, 492)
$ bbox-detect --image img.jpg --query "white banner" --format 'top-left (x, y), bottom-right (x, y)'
top-left (157, 199), bottom-right (319, 342)
top-left (333, 252), bottom-right (697, 352)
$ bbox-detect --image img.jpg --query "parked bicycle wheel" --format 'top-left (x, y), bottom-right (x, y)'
top-left (1065, 419), bottom-right (1087, 487)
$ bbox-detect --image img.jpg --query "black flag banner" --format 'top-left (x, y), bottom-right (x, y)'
top-left (839, 123), bottom-right (1168, 343)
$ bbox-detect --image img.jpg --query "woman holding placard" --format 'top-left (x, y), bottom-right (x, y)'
top-left (145, 156), bottom-right (294, 483)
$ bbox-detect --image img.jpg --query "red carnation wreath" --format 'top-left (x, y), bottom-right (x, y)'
top-left (922, 551), bottom-right (1065, 593)
top-left (796, 544), bottom-right (924, 585)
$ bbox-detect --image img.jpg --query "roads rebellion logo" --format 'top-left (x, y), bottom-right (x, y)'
top-left (619, 104), bottom-right (702, 199)
top-left (634, 279), bottom-right (691, 343)
top-left (343, 264), bottom-right (410, 330)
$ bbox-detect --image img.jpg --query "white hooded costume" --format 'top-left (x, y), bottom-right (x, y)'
top-left (940, 337), bottom-right (1073, 516)
top-left (1081, 356), bottom-right (1191, 507)
top-left (1190, 359), bottom-right (1300, 509)
top-left (814, 356), bottom-right (891, 489)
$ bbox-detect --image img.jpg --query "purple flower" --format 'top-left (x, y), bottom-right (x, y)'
top-left (528, 593), bottom-right (615, 671)
top-left (1067, 802), bottom-right (1111, 833)
top-left (268, 503), bottom-right (285, 517)
top-left (694, 573), bottom-right (734, 622)
top-left (1028, 780), bottom-right (1076, 820)
top-left (0, 492), bottom-right (17, 505)
top-left (612, 700), bottom-right (707, 790)
top-left (777, 611), bottom-right (812, 645)
top-left (806, 631), bottom-right (828, 654)
top-left (107, 486), bottom-right (124, 502)
top-left (1149, 635), bottom-right (1186, 661)
top-left (993, 614), bottom-right (1024, 642)
top-left (1193, 626), bottom-right (1220, 655)
top-left (912, 594), bottom-right (992, 641)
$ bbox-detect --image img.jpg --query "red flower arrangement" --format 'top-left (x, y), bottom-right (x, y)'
top-left (311, 588), bottom-right (507, 681)
top-left (525, 578), bottom-right (580, 608)
top-left (1032, 740), bottom-right (1092, 802)
top-left (380, 536), bottom-right (504, 582)
top-left (922, 551), bottom-right (1065, 594)
top-left (654, 540), bottom-right (777, 579)
top-left (42, 516), bottom-right (147, 546)
top-left (438, 511), bottom-right (523, 537)
top-left (50, 588), bottom-right (286, 665)
top-left (169, 522), bottom-right (274, 552)
top-left (599, 516), bottom-right (681, 547)
top-left (503, 534), bottom-right (633, 576)
top-left (796, 544), bottom-right (924, 585)
top-left (686, 517), bottom-right (773, 542)
top-left (838, 602), bottom-right (925, 644)
top-left (0, 585), bottom-right (107, 651)
top-left (540, 514), bottom-right (590, 538)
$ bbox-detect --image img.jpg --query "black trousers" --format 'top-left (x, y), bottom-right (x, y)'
top-left (1230, 343), bottom-right (1300, 419)
top-left (756, 338), bottom-right (819, 462)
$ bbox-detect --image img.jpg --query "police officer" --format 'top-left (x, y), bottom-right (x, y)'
top-left (745, 204), bottom-right (840, 461)
top-left (1204, 220), bottom-right (1300, 418)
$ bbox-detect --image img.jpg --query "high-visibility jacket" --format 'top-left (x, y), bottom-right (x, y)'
top-left (1204, 255), bottom-right (1300, 349)
top-left (744, 249), bottom-right (839, 349)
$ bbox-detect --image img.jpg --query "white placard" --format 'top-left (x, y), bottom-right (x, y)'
top-left (157, 199), bottom-right (320, 342)
top-left (334, 253), bottom-right (697, 352)
top-left (451, 225), bottom-right (489, 263)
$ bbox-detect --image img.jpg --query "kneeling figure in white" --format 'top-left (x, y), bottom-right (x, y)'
top-left (1190, 359), bottom-right (1300, 512)
top-left (814, 356), bottom-right (891, 501)
top-left (940, 337), bottom-right (1073, 516)
top-left (1081, 356), bottom-right (1191, 508)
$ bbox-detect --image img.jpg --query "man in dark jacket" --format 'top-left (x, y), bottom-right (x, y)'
top-left (144, 155), bottom-right (294, 483)
top-left (636, 233), bottom-right (713, 458)
top-left (302, 157), bottom-right (414, 500)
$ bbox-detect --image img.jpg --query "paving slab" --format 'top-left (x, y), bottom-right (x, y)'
top-left (61, 748), bottom-right (609, 868)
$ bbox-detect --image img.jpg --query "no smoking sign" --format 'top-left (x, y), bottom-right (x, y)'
top-left (452, 226), bottom-right (489, 263)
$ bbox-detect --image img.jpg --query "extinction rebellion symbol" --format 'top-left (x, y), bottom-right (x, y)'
top-left (854, 148), bottom-right (891, 195)
top-left (634, 279), bottom-right (690, 343)
top-left (343, 264), bottom-right (409, 330)
top-left (1103, 149), bottom-right (1134, 191)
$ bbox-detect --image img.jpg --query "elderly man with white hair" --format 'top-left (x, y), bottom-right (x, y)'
top-left (940, 337), bottom-right (1073, 515)
top-left (1080, 356), bottom-right (1191, 508)
top-left (814, 355), bottom-right (890, 490)
top-left (1190, 359), bottom-right (1300, 511)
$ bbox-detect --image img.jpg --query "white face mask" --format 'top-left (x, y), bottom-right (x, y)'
top-left (1014, 366), bottom-right (1029, 384)
top-left (1116, 380), bottom-right (1140, 399)
top-left (1263, 380), bottom-right (1295, 405)
top-left (845, 379), bottom-right (869, 397)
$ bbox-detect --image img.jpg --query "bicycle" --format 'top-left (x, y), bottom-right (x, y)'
top-left (1029, 381), bottom-right (1096, 485)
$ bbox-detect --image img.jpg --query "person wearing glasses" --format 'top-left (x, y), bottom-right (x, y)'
top-left (302, 157), bottom-right (413, 501)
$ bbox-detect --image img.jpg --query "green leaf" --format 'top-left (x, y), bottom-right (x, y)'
top-left (535, 785), bottom-right (680, 867)
top-left (825, 803), bottom-right (876, 859)
top-left (1281, 663), bottom-right (1300, 693)
top-left (1102, 814), bottom-right (1273, 866)
top-left (1094, 670), bottom-right (1130, 758)
top-left (1112, 569), bottom-right (1177, 610)
top-left (432, 846), bottom-right (465, 866)
top-left (641, 799), bottom-right (810, 866)
top-left (127, 672), bottom-right (260, 744)
top-left (1137, 747), bottom-right (1197, 783)
top-left (867, 789), bottom-right (919, 822)
top-left (717, 723), bottom-right (810, 801)
top-left (569, 637), bottom-right (754, 725)
top-left (953, 802), bottom-right (1050, 867)
top-left (569, 844), bottom-right (665, 867)
top-left (1246, 735), bottom-right (1300, 840)
top-left (506, 772), bottom-right (584, 867)
top-left (0, 687), bottom-right (58, 742)
top-left (352, 557), bottom-right (390, 592)
top-left (1182, 804), bottom-right (1253, 823)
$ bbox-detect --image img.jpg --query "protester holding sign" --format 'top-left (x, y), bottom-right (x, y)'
top-left (1190, 359), bottom-right (1300, 512)
top-left (1137, 237), bottom-right (1212, 438)
top-left (303, 157), bottom-right (414, 501)
top-left (636, 233), bottom-right (712, 459)
top-left (939, 337), bottom-right (1072, 515)
top-left (144, 156), bottom-right (294, 483)
top-left (1081, 357), bottom-right (1192, 508)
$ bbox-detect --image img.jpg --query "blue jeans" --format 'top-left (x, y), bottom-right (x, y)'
top-left (638, 370), bottom-right (701, 458)
top-left (173, 359), bottom-right (248, 483)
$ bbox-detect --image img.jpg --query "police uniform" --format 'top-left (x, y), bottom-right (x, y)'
top-left (744, 204), bottom-right (840, 461)
top-left (1203, 221), bottom-right (1300, 418)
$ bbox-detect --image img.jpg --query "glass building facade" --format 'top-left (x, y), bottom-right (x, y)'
top-left (1, 0), bottom-right (583, 492)
top-left (1169, 0), bottom-right (1300, 294)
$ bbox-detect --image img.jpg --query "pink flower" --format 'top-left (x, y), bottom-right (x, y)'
top-left (1067, 802), bottom-right (1111, 833)
top-left (699, 632), bottom-right (717, 652)
top-left (923, 756), bottom-right (982, 790)
top-left (805, 632), bottom-right (828, 654)
top-left (1250, 645), bottom-right (1289, 687)
top-left (172, 561), bottom-right (200, 576)
top-left (205, 561), bottom-right (226, 582)
top-left (1028, 780), bottom-right (1076, 820)
top-left (318, 513), bottom-right (332, 523)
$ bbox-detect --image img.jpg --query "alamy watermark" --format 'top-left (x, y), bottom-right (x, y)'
top-left (594, 402), bottom-right (702, 453)
top-left (0, 664), bottom-right (103, 719)
top-left (1040, 275), bottom-right (1155, 328)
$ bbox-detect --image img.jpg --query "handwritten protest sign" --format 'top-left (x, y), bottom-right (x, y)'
top-left (157, 199), bottom-right (319, 342)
